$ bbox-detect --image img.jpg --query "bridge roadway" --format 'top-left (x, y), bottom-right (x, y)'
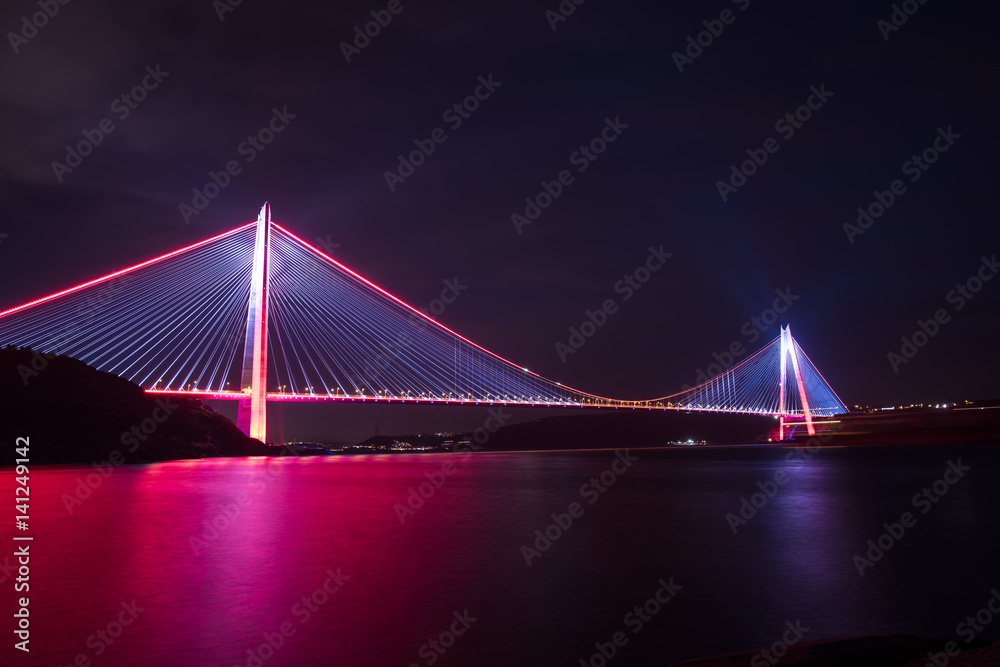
top-left (144, 389), bottom-right (790, 416)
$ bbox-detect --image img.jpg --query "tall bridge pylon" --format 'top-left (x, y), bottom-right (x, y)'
top-left (780, 324), bottom-right (814, 438)
top-left (236, 203), bottom-right (270, 441)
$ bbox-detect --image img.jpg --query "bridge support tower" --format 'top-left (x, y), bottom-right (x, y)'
top-left (236, 203), bottom-right (271, 441)
top-left (777, 325), bottom-right (815, 440)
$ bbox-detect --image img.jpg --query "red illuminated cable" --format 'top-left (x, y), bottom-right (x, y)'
top-left (0, 222), bottom-right (256, 319)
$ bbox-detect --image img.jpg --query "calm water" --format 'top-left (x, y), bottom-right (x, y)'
top-left (5, 444), bottom-right (1000, 666)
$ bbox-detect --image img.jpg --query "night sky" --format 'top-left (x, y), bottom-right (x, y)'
top-left (1, 0), bottom-right (997, 413)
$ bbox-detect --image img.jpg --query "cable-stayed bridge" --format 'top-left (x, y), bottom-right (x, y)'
top-left (0, 204), bottom-right (847, 441)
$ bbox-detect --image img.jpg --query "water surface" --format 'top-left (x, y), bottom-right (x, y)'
top-left (6, 444), bottom-right (999, 666)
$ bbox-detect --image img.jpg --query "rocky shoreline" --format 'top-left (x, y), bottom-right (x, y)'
top-left (0, 347), bottom-right (269, 464)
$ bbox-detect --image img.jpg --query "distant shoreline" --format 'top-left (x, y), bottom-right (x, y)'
top-left (11, 437), bottom-right (999, 468)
